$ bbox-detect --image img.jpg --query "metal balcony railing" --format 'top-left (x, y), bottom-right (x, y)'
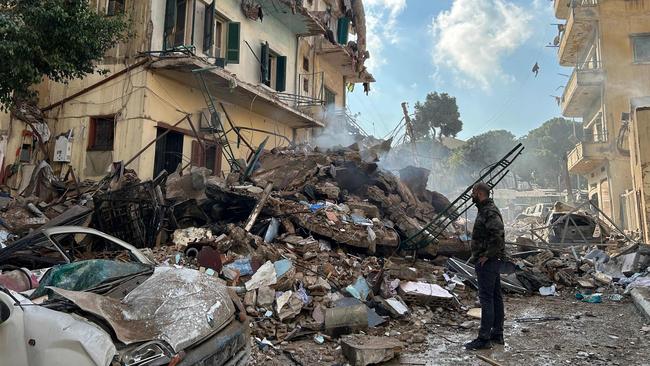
top-left (275, 71), bottom-right (326, 107)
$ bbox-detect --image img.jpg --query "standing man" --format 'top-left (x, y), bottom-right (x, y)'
top-left (465, 182), bottom-right (506, 350)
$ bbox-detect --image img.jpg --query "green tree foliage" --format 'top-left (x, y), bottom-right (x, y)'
top-left (513, 117), bottom-right (582, 187)
top-left (0, 0), bottom-right (129, 110)
top-left (412, 92), bottom-right (463, 141)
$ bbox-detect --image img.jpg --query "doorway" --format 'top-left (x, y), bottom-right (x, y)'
top-left (153, 128), bottom-right (184, 177)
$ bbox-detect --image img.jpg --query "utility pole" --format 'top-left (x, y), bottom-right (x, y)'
top-left (401, 102), bottom-right (420, 165)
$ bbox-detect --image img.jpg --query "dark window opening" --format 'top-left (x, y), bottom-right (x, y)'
top-left (19, 143), bottom-right (32, 162)
top-left (153, 128), bottom-right (184, 177)
top-left (303, 77), bottom-right (309, 93)
top-left (88, 116), bottom-right (115, 151)
top-left (107, 0), bottom-right (125, 16)
top-left (303, 56), bottom-right (309, 71)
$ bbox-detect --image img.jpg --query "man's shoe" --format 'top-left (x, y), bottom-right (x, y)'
top-left (464, 338), bottom-right (492, 350)
top-left (490, 334), bottom-right (504, 345)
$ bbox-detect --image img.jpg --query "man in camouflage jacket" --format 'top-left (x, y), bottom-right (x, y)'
top-left (465, 182), bottom-right (506, 350)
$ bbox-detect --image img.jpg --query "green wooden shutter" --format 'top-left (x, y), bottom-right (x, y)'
top-left (163, 0), bottom-right (177, 49)
top-left (203, 1), bottom-right (215, 52)
top-left (260, 42), bottom-right (270, 85)
top-left (276, 56), bottom-right (287, 92)
top-left (337, 17), bottom-right (350, 44)
top-left (226, 22), bottom-right (241, 64)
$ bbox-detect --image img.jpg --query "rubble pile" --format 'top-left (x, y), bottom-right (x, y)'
top-left (3, 140), bottom-right (650, 364)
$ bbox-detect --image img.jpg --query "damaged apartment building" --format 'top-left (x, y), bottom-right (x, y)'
top-left (554, 0), bottom-right (650, 230)
top-left (0, 0), bottom-right (375, 189)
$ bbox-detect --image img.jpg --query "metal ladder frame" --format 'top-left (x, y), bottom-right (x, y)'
top-left (400, 143), bottom-right (525, 251)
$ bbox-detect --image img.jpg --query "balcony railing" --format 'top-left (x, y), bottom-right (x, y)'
top-left (560, 61), bottom-right (604, 117)
top-left (558, 2), bottom-right (599, 66)
top-left (567, 140), bottom-right (607, 174)
top-left (275, 71), bottom-right (326, 107)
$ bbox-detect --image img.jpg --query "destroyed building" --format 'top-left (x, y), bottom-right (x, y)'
top-left (0, 0), bottom-right (374, 188)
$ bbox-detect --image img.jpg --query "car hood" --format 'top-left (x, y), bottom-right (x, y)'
top-left (50, 266), bottom-right (235, 352)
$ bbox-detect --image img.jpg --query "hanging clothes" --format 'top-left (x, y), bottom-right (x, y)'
top-left (363, 82), bottom-right (370, 95)
top-left (258, 5), bottom-right (263, 22)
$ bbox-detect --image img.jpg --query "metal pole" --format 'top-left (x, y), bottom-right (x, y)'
top-left (124, 115), bottom-right (189, 168)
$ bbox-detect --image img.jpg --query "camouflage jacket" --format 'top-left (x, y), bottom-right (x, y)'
top-left (471, 198), bottom-right (506, 259)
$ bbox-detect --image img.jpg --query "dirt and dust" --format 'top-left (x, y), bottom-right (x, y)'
top-left (251, 292), bottom-right (648, 365)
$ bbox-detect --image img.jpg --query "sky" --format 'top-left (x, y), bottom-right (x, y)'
top-left (347, 0), bottom-right (574, 140)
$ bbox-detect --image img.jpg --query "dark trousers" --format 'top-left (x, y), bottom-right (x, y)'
top-left (475, 257), bottom-right (504, 340)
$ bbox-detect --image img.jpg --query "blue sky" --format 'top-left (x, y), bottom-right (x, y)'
top-left (347, 0), bottom-right (574, 140)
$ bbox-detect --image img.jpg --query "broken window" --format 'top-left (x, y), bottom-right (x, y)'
top-left (303, 56), bottom-right (309, 71)
top-left (163, 0), bottom-right (188, 49)
top-left (202, 1), bottom-right (215, 55)
top-left (632, 34), bottom-right (650, 63)
top-left (107, 0), bottom-right (125, 16)
top-left (88, 116), bottom-right (115, 151)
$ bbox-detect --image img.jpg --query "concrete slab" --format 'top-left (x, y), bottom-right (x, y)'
top-left (630, 287), bottom-right (650, 321)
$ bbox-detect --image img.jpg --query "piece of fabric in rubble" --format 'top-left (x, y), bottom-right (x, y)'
top-left (50, 267), bottom-right (235, 352)
top-left (32, 259), bottom-right (151, 298)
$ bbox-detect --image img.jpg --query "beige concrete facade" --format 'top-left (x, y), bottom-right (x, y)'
top-left (556, 0), bottom-right (650, 227)
top-left (0, 0), bottom-right (373, 187)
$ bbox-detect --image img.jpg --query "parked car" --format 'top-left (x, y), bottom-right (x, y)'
top-left (0, 226), bottom-right (249, 366)
top-left (543, 209), bottom-right (610, 244)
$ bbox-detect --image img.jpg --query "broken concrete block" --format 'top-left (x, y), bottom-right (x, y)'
top-left (382, 296), bottom-right (409, 318)
top-left (276, 290), bottom-right (303, 321)
top-left (244, 290), bottom-right (257, 307)
top-left (257, 286), bottom-right (275, 308)
top-left (346, 201), bottom-right (380, 219)
top-left (341, 335), bottom-right (405, 366)
top-left (245, 261), bottom-right (277, 291)
top-left (398, 281), bottom-right (453, 305)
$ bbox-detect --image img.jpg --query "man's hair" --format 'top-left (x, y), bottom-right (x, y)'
top-left (473, 182), bottom-right (491, 196)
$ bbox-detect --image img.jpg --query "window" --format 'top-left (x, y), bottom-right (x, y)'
top-left (163, 0), bottom-right (188, 49)
top-left (260, 43), bottom-right (287, 92)
top-left (88, 116), bottom-right (115, 151)
top-left (226, 22), bottom-right (241, 63)
top-left (107, 0), bottom-right (125, 15)
top-left (324, 87), bottom-right (336, 106)
top-left (202, 1), bottom-right (215, 54)
top-left (191, 140), bottom-right (222, 175)
top-left (303, 77), bottom-right (309, 93)
top-left (303, 56), bottom-right (309, 71)
top-left (632, 35), bottom-right (650, 63)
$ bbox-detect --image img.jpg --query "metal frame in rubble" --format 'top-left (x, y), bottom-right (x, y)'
top-left (399, 143), bottom-right (526, 251)
top-left (527, 199), bottom-right (635, 248)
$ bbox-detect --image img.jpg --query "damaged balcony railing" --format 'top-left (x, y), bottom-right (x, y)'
top-left (275, 71), bottom-right (325, 107)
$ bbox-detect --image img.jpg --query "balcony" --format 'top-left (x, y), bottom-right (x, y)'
top-left (558, 2), bottom-right (599, 66)
top-left (567, 140), bottom-right (608, 175)
top-left (561, 62), bottom-right (605, 118)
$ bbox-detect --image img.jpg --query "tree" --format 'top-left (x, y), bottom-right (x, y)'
top-left (412, 92), bottom-right (463, 141)
top-left (513, 117), bottom-right (582, 187)
top-left (0, 0), bottom-right (129, 110)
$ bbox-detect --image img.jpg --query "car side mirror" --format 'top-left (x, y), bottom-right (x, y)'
top-left (0, 301), bottom-right (9, 324)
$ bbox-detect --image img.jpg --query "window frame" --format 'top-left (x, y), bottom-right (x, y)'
top-left (106, 0), bottom-right (125, 16)
top-left (631, 33), bottom-right (650, 64)
top-left (87, 116), bottom-right (116, 152)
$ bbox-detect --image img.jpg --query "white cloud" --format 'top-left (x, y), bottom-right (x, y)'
top-left (363, 0), bottom-right (407, 73)
top-left (431, 0), bottom-right (533, 90)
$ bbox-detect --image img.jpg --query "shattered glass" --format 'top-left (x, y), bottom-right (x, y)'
top-left (50, 267), bottom-right (235, 351)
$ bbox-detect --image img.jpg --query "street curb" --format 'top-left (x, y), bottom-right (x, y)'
top-left (630, 287), bottom-right (650, 321)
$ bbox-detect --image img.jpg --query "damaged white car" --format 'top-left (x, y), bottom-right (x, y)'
top-left (0, 226), bottom-right (250, 366)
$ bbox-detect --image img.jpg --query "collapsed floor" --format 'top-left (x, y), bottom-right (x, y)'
top-left (0, 140), bottom-right (649, 365)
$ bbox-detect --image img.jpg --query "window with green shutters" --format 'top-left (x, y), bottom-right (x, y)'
top-left (276, 56), bottom-right (287, 92)
top-left (226, 22), bottom-right (241, 64)
top-left (337, 17), bottom-right (350, 45)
